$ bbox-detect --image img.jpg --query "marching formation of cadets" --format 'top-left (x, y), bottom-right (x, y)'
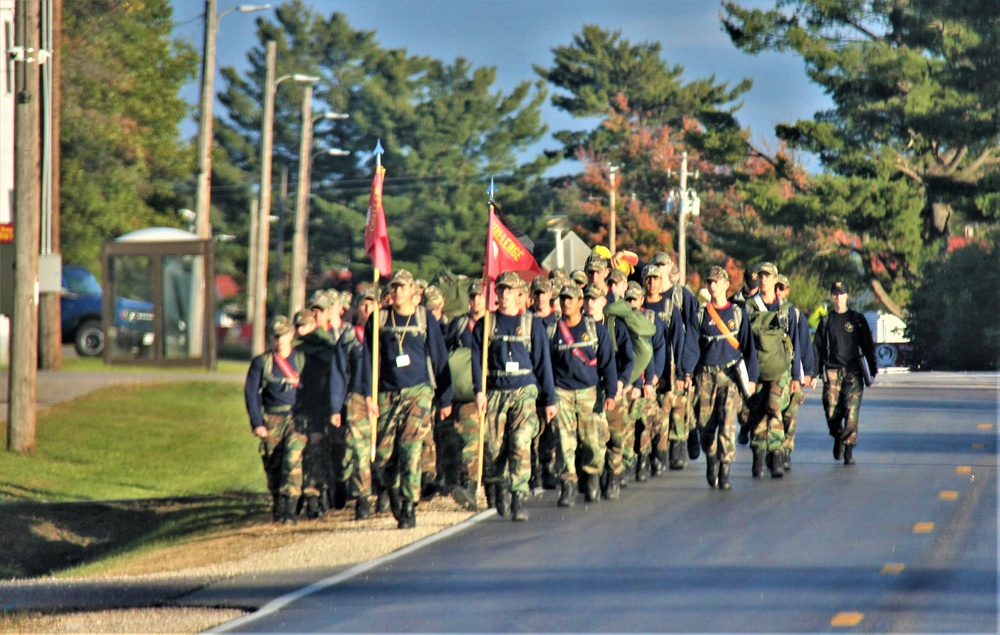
top-left (245, 247), bottom-right (879, 528)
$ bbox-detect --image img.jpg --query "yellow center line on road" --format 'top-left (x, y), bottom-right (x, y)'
top-left (913, 522), bottom-right (935, 533)
top-left (977, 424), bottom-right (993, 429)
top-left (972, 443), bottom-right (985, 450)
top-left (831, 612), bottom-right (865, 627)
top-left (939, 491), bottom-right (959, 500)
top-left (956, 466), bottom-right (972, 474)
top-left (881, 563), bottom-right (905, 575)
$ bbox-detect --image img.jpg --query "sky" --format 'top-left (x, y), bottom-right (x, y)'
top-left (170, 0), bottom-right (833, 173)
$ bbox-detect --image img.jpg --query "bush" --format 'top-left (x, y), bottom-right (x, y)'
top-left (907, 244), bottom-right (1000, 370)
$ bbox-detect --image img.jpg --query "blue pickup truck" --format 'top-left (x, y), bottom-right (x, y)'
top-left (61, 265), bottom-right (155, 357)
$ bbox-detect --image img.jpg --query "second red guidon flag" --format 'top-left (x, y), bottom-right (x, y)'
top-left (365, 165), bottom-right (392, 275)
top-left (486, 205), bottom-right (541, 281)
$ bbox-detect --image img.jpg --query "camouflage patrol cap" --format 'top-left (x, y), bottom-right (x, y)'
top-left (757, 262), bottom-right (778, 276)
top-left (423, 285), bottom-right (444, 308)
top-left (706, 266), bottom-right (729, 283)
top-left (340, 291), bottom-right (353, 307)
top-left (830, 281), bottom-right (849, 295)
top-left (388, 269), bottom-right (414, 287)
top-left (607, 269), bottom-right (626, 285)
top-left (651, 251), bottom-right (672, 267)
top-left (583, 282), bottom-right (608, 299)
top-left (358, 288), bottom-right (377, 304)
top-left (270, 315), bottom-right (293, 337)
top-left (308, 291), bottom-right (330, 310)
top-left (559, 283), bottom-right (583, 299)
top-left (468, 278), bottom-right (484, 296)
top-left (570, 269), bottom-right (588, 287)
top-left (496, 271), bottom-right (520, 289)
top-left (624, 280), bottom-right (644, 301)
top-left (549, 278), bottom-right (564, 295)
top-left (585, 256), bottom-right (610, 272)
top-left (549, 267), bottom-right (568, 281)
top-left (530, 275), bottom-right (552, 294)
top-left (293, 309), bottom-right (315, 327)
top-left (776, 274), bottom-right (790, 288)
top-left (642, 264), bottom-right (662, 279)
top-left (415, 278), bottom-right (428, 291)
top-left (325, 289), bottom-right (342, 306)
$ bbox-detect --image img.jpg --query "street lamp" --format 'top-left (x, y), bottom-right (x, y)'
top-left (289, 101), bottom-right (350, 312)
top-left (250, 40), bottom-right (320, 355)
top-left (193, 1), bottom-right (271, 241)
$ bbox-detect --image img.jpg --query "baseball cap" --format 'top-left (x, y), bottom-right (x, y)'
top-left (388, 269), bottom-right (414, 287)
top-left (308, 291), bottom-right (330, 310)
top-left (570, 269), bottom-right (588, 287)
top-left (585, 256), bottom-right (610, 272)
top-left (583, 282), bottom-right (607, 299)
top-left (651, 251), bottom-right (672, 267)
top-left (642, 264), bottom-right (662, 279)
top-left (468, 278), bottom-right (484, 296)
top-left (776, 274), bottom-right (789, 288)
top-left (548, 267), bottom-right (568, 281)
top-left (293, 309), bottom-right (315, 327)
top-left (743, 267), bottom-right (760, 291)
top-left (325, 289), bottom-right (342, 306)
top-left (830, 281), bottom-right (849, 295)
top-left (423, 285), bottom-right (444, 308)
top-left (624, 281), bottom-right (644, 300)
top-left (757, 262), bottom-right (778, 276)
top-left (706, 266), bottom-right (729, 283)
top-left (559, 284), bottom-right (583, 299)
top-left (607, 269), bottom-right (626, 285)
top-left (530, 275), bottom-right (552, 294)
top-left (415, 278), bottom-right (428, 291)
top-left (496, 271), bottom-right (520, 289)
top-left (270, 315), bottom-right (292, 337)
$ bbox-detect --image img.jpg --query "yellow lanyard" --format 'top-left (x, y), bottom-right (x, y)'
top-left (391, 311), bottom-right (413, 355)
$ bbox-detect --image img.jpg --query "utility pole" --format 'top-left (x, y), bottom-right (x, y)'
top-left (675, 152), bottom-right (699, 284)
top-left (289, 85), bottom-right (313, 314)
top-left (251, 41), bottom-right (276, 356)
top-left (9, 0), bottom-right (42, 453)
top-left (38, 0), bottom-right (61, 370)
top-left (246, 198), bottom-right (258, 324)
top-left (608, 164), bottom-right (618, 254)
top-left (271, 165), bottom-right (288, 316)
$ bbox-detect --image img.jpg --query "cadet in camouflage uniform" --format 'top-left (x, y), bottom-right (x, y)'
top-left (744, 262), bottom-right (806, 479)
top-left (815, 281), bottom-right (877, 465)
top-left (422, 285), bottom-right (448, 497)
top-left (363, 269), bottom-right (453, 529)
top-left (528, 275), bottom-right (559, 489)
top-left (775, 274), bottom-right (815, 471)
top-left (467, 271), bottom-right (557, 521)
top-left (244, 316), bottom-right (307, 524)
top-left (680, 267), bottom-right (759, 491)
top-left (548, 283), bottom-right (618, 506)
top-left (622, 281), bottom-right (665, 484)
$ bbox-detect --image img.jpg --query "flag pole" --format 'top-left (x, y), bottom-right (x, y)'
top-left (476, 179), bottom-right (498, 491)
top-left (369, 140), bottom-right (385, 462)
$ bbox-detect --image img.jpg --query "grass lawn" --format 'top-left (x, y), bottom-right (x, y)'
top-left (0, 380), bottom-right (271, 578)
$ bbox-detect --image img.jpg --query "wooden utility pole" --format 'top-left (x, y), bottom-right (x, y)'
top-left (38, 0), bottom-right (61, 370)
top-left (251, 41), bottom-right (277, 356)
top-left (8, 0), bottom-right (42, 453)
top-left (608, 164), bottom-right (618, 254)
top-left (289, 84), bottom-right (314, 314)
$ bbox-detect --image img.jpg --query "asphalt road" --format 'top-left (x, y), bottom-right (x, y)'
top-left (216, 372), bottom-right (997, 633)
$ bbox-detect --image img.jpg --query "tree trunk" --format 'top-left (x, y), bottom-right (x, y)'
top-left (869, 278), bottom-right (905, 319)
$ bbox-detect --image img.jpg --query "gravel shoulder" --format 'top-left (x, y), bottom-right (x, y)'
top-left (0, 496), bottom-right (481, 633)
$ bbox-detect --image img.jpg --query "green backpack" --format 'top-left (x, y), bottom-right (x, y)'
top-left (605, 299), bottom-right (656, 385)
top-left (746, 298), bottom-right (795, 382)
top-left (448, 312), bottom-right (533, 402)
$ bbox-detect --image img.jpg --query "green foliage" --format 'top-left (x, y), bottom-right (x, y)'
top-left (907, 244), bottom-right (1000, 370)
top-left (60, 0), bottom-right (198, 271)
top-left (0, 381), bottom-right (260, 501)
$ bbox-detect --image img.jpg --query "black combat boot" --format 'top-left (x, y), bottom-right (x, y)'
top-left (605, 473), bottom-right (621, 500)
top-left (737, 424), bottom-right (751, 446)
top-left (354, 495), bottom-right (371, 521)
top-left (651, 449), bottom-right (666, 476)
top-left (770, 451), bottom-right (785, 478)
top-left (511, 491), bottom-right (529, 522)
top-left (833, 436), bottom-right (844, 461)
top-left (843, 445), bottom-right (855, 465)
top-left (687, 431), bottom-right (701, 460)
top-left (279, 495), bottom-right (298, 525)
top-left (375, 487), bottom-right (391, 513)
top-left (271, 494), bottom-right (281, 522)
top-left (557, 480), bottom-right (576, 507)
top-left (485, 482), bottom-right (497, 509)
top-left (387, 488), bottom-right (403, 522)
top-left (636, 455), bottom-right (650, 482)
top-left (305, 495), bottom-right (324, 519)
top-left (752, 448), bottom-right (766, 478)
top-left (782, 450), bottom-right (792, 471)
top-left (718, 462), bottom-right (732, 491)
top-left (706, 455), bottom-right (719, 489)
top-left (585, 473), bottom-right (600, 502)
top-left (397, 500), bottom-right (416, 529)
top-left (451, 478), bottom-right (478, 511)
top-left (420, 471), bottom-right (438, 502)
top-left (331, 481), bottom-right (348, 510)
top-left (669, 441), bottom-right (686, 470)
top-left (496, 479), bottom-right (512, 517)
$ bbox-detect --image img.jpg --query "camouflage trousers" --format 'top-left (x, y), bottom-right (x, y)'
top-left (554, 387), bottom-right (609, 483)
top-left (694, 366), bottom-right (741, 463)
top-left (748, 371), bottom-right (790, 452)
top-left (632, 392), bottom-right (661, 461)
top-left (533, 403), bottom-right (558, 483)
top-left (781, 389), bottom-right (805, 452)
top-left (484, 385), bottom-right (540, 494)
top-left (374, 384), bottom-right (434, 503)
top-left (259, 412), bottom-right (307, 499)
top-left (664, 388), bottom-right (690, 443)
top-left (438, 401), bottom-right (480, 486)
top-left (340, 393), bottom-right (373, 498)
top-left (823, 368), bottom-right (864, 446)
top-left (604, 389), bottom-right (635, 477)
top-left (420, 405), bottom-right (439, 480)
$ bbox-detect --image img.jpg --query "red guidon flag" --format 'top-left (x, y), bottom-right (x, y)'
top-left (364, 165), bottom-right (392, 275)
top-left (486, 204), bottom-right (541, 281)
